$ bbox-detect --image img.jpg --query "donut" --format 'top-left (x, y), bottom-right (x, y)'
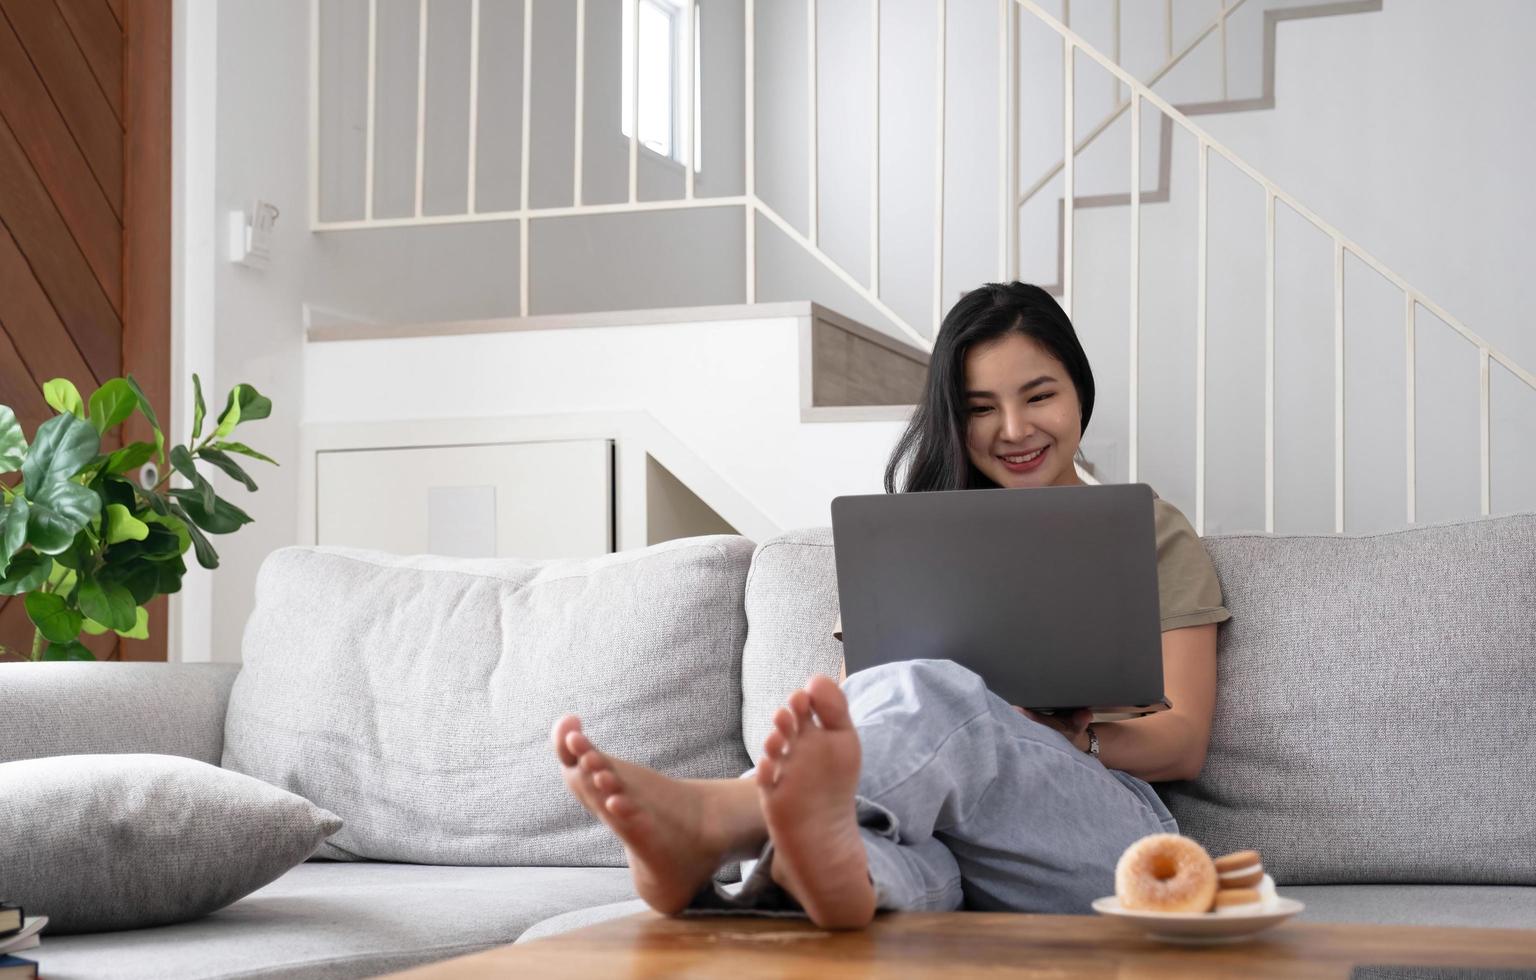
top-left (1214, 849), bottom-right (1265, 889)
top-left (1212, 888), bottom-right (1263, 914)
top-left (1114, 834), bottom-right (1219, 913)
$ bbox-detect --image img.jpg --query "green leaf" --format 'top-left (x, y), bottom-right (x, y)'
top-left (134, 486), bottom-right (170, 517)
top-left (117, 605), bottom-right (149, 640)
top-left (49, 535), bottom-right (92, 570)
top-left (0, 551), bottom-right (51, 595)
top-left (20, 413), bottom-right (100, 490)
top-left (0, 406), bottom-right (26, 474)
top-left (210, 441), bottom-right (278, 466)
top-left (169, 502), bottom-right (219, 569)
top-left (143, 511), bottom-right (191, 555)
top-left (192, 373), bottom-right (206, 441)
top-left (78, 576), bottom-right (136, 632)
top-left (26, 481), bottom-right (100, 554)
top-left (123, 375), bottom-right (165, 465)
top-left (1, 498), bottom-right (27, 562)
top-left (168, 489), bottom-right (251, 535)
top-left (214, 383), bottom-right (271, 437)
top-left (41, 640), bottom-right (94, 661)
top-left (42, 379), bottom-right (85, 419)
top-left (197, 448), bottom-right (258, 492)
top-left (170, 445), bottom-right (215, 512)
top-left (45, 558), bottom-right (74, 591)
top-left (154, 556), bottom-right (186, 594)
top-left (104, 503), bottom-right (150, 544)
top-left (81, 616), bottom-right (110, 635)
top-left (102, 441), bottom-right (156, 476)
top-left (87, 379), bottom-right (138, 435)
top-left (26, 591), bottom-right (83, 644)
top-left (100, 558), bottom-right (160, 605)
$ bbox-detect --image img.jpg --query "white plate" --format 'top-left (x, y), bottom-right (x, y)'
top-left (1091, 895), bottom-right (1305, 945)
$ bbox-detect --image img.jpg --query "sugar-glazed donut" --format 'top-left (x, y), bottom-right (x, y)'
top-left (1114, 833), bottom-right (1219, 913)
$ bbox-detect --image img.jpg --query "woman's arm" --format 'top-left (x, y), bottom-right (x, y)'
top-left (1023, 623), bottom-right (1218, 782)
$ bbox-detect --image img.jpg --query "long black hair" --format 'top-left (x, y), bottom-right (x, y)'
top-left (884, 281), bottom-right (1095, 493)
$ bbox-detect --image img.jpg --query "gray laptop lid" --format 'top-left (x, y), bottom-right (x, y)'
top-left (830, 483), bottom-right (1166, 713)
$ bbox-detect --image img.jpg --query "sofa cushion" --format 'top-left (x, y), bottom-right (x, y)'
top-left (0, 754), bottom-right (340, 934)
top-left (739, 528), bottom-right (844, 762)
top-left (1158, 514), bottom-right (1536, 885)
top-left (223, 538), bottom-right (756, 866)
top-left (28, 862), bottom-right (638, 980)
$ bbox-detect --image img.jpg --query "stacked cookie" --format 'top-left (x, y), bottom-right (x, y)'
top-left (1211, 849), bottom-right (1267, 913)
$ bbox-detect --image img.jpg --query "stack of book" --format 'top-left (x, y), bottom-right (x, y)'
top-left (0, 902), bottom-right (45, 979)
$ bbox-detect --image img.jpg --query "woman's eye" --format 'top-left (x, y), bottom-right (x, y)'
top-left (968, 405), bottom-right (992, 415)
top-left (1029, 392), bottom-right (1055, 403)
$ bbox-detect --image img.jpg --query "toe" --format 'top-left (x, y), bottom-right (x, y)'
top-left (772, 706), bottom-right (798, 740)
top-left (566, 728), bottom-right (595, 760)
top-left (593, 769), bottom-right (621, 793)
top-left (763, 729), bottom-right (788, 759)
top-left (605, 793), bottom-right (639, 818)
top-left (806, 674), bottom-right (853, 729)
top-left (578, 747), bottom-right (610, 775)
top-left (787, 688), bottom-right (813, 725)
top-left (551, 715), bottom-right (584, 766)
top-left (755, 755), bottom-right (780, 789)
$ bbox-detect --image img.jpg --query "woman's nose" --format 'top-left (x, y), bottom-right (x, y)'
top-left (1002, 411), bottom-right (1035, 441)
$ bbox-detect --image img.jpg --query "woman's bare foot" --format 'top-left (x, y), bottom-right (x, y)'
top-left (756, 675), bottom-right (876, 929)
top-left (551, 716), bottom-right (765, 915)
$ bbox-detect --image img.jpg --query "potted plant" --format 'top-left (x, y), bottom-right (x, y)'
top-left (0, 375), bottom-right (274, 661)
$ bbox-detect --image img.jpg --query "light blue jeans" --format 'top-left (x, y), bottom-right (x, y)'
top-left (696, 658), bottom-right (1177, 914)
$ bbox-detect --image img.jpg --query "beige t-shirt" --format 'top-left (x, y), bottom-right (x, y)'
top-left (831, 490), bottom-right (1231, 640)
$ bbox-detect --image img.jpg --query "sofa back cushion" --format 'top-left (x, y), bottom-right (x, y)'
top-left (223, 537), bottom-right (756, 866)
top-left (1158, 514), bottom-right (1536, 885)
top-left (740, 528), bottom-right (844, 762)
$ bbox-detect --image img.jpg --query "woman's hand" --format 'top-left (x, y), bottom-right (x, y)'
top-left (1016, 706), bottom-right (1094, 752)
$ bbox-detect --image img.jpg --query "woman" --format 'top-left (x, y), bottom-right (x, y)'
top-left (552, 281), bottom-right (1229, 928)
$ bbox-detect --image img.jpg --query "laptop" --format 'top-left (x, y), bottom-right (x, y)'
top-left (829, 483), bottom-right (1170, 715)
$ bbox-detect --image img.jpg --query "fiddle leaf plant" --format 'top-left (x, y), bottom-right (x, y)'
top-left (0, 375), bottom-right (275, 661)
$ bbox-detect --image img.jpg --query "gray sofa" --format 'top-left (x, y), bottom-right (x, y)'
top-left (6, 515), bottom-right (1535, 978)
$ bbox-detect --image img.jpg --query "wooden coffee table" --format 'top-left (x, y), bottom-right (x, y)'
top-left (385, 911), bottom-right (1536, 978)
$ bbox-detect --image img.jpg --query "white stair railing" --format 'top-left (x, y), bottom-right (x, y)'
top-left (308, 0), bottom-right (1534, 535)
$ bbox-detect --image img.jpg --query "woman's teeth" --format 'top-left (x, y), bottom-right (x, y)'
top-left (1001, 449), bottom-right (1045, 463)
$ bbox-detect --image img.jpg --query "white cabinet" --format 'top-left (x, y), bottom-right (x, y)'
top-left (315, 439), bottom-right (612, 559)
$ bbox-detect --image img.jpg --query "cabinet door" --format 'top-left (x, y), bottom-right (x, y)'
top-left (316, 440), bottom-right (612, 558)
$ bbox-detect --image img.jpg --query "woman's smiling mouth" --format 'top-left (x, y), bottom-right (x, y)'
top-left (999, 446), bottom-right (1048, 473)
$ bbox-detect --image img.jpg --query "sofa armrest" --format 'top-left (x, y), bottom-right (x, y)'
top-left (0, 662), bottom-right (241, 765)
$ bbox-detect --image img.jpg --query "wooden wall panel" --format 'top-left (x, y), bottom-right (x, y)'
top-left (0, 0), bottom-right (168, 662)
top-left (0, 0), bottom-right (124, 217)
top-left (55, 0), bottom-right (124, 122)
top-left (0, 117), bottom-right (121, 382)
top-left (0, 13), bottom-right (123, 300)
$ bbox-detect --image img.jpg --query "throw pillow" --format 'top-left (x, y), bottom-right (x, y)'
top-left (1157, 513), bottom-right (1536, 884)
top-left (0, 754), bottom-right (341, 933)
top-left (223, 537), bottom-right (757, 866)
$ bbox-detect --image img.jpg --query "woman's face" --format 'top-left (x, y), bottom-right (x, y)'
top-left (962, 332), bottom-right (1085, 489)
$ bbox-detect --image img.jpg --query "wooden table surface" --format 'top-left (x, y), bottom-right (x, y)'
top-left (385, 911), bottom-right (1536, 978)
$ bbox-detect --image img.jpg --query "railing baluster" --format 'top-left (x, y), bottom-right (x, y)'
top-left (745, 0), bottom-right (756, 302)
top-left (414, 0), bottom-right (428, 217)
top-left (1405, 293), bottom-right (1416, 524)
top-left (998, 0), bottom-right (1010, 282)
top-left (520, 0), bottom-right (533, 315)
top-left (1165, 0), bottom-right (1172, 61)
top-left (1480, 346), bottom-right (1491, 515)
top-left (1219, 0), bottom-right (1229, 101)
top-left (1265, 191), bottom-right (1276, 532)
top-left (1129, 91), bottom-right (1140, 484)
top-left (628, 0), bottom-right (639, 204)
top-left (1334, 240), bottom-right (1346, 533)
top-left (1196, 140), bottom-right (1208, 534)
top-left (365, 0), bottom-right (377, 221)
top-left (808, 0), bottom-right (817, 242)
top-left (870, 0), bottom-right (880, 290)
top-left (573, 0), bottom-right (585, 206)
top-left (933, 0), bottom-right (946, 333)
top-left (685, 0), bottom-right (697, 199)
top-left (1062, 35), bottom-right (1073, 317)
top-left (467, 0), bottom-right (480, 214)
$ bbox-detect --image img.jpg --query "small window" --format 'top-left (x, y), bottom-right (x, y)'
top-left (621, 0), bottom-right (700, 170)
